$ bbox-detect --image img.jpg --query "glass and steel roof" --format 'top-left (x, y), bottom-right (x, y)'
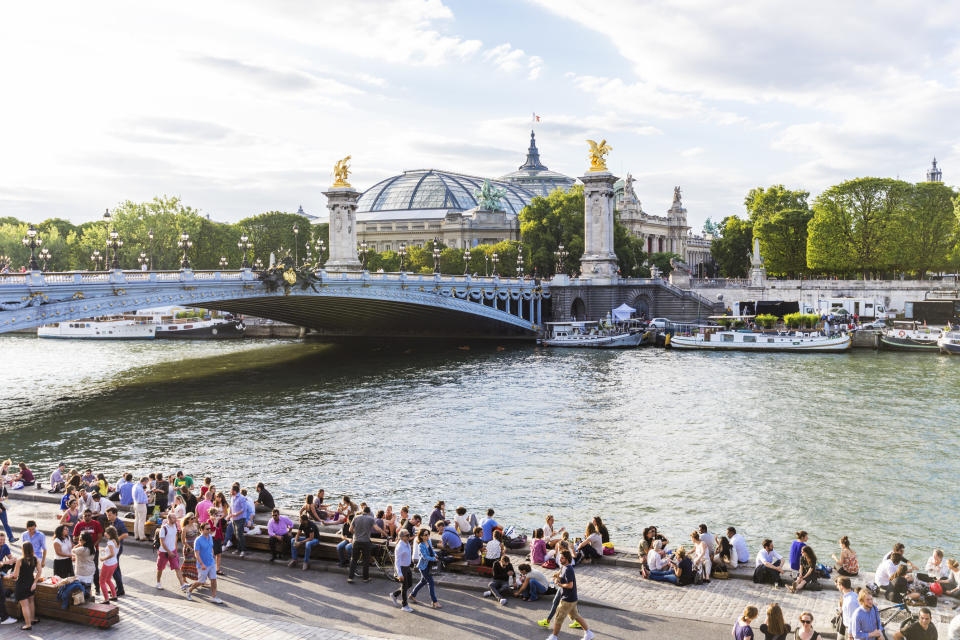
top-left (357, 169), bottom-right (538, 216)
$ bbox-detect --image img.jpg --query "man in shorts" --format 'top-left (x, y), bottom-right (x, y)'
top-left (155, 512), bottom-right (187, 592)
top-left (186, 522), bottom-right (222, 603)
top-left (547, 550), bottom-right (594, 640)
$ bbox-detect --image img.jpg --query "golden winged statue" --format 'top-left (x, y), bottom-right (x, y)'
top-left (586, 139), bottom-right (612, 172)
top-left (332, 155), bottom-right (352, 187)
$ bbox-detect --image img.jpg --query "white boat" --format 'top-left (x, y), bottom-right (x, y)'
top-left (38, 317), bottom-right (156, 339)
top-left (938, 330), bottom-right (960, 355)
top-left (540, 321), bottom-right (644, 348)
top-left (669, 328), bottom-right (851, 352)
top-left (137, 306), bottom-right (245, 339)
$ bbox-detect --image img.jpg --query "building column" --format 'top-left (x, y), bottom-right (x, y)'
top-left (324, 186), bottom-right (362, 270)
top-left (579, 170), bottom-right (619, 282)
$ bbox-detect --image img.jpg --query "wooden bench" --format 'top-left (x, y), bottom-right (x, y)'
top-left (2, 576), bottom-right (118, 628)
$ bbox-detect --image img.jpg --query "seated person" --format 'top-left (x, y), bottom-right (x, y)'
top-left (530, 528), bottom-right (547, 565)
top-left (943, 558), bottom-right (960, 599)
top-left (381, 505), bottom-right (397, 537)
top-left (575, 522), bottom-right (603, 564)
top-left (674, 548), bottom-right (695, 586)
top-left (464, 527), bottom-right (484, 566)
top-left (715, 535), bottom-right (736, 570)
top-left (789, 545), bottom-right (822, 592)
top-left (543, 514), bottom-right (565, 545)
top-left (918, 549), bottom-right (948, 583)
top-left (875, 552), bottom-right (903, 600)
top-left (753, 539), bottom-right (787, 587)
top-left (889, 565), bottom-right (928, 605)
top-left (0, 532), bottom-right (15, 573)
top-left (429, 501), bottom-right (449, 532)
top-left (646, 540), bottom-right (677, 583)
top-left (483, 529), bottom-right (504, 567)
top-left (436, 521), bottom-right (462, 555)
top-left (831, 535), bottom-right (859, 577)
top-left (514, 563), bottom-right (550, 601)
top-left (453, 506), bottom-right (477, 536)
top-left (480, 509), bottom-right (499, 542)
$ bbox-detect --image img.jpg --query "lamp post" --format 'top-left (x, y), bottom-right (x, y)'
top-left (315, 239), bottom-right (325, 268)
top-left (219, 256), bottom-right (228, 269)
top-left (358, 241), bottom-right (369, 269)
top-left (107, 230), bottom-right (123, 269)
top-left (90, 250), bottom-right (103, 271)
top-left (485, 254), bottom-right (489, 276)
top-left (398, 243), bottom-right (406, 272)
top-left (491, 251), bottom-right (499, 276)
top-left (238, 232), bottom-right (252, 268)
top-left (147, 229), bottom-right (154, 270)
top-left (138, 251), bottom-right (148, 270)
top-left (554, 243), bottom-right (568, 275)
top-left (178, 232), bottom-right (192, 269)
top-left (516, 245), bottom-right (524, 278)
top-left (102, 208), bottom-right (111, 268)
top-left (432, 237), bottom-right (441, 274)
top-left (292, 223), bottom-right (299, 265)
top-left (21, 225), bottom-right (41, 271)
top-left (463, 248), bottom-right (471, 275)
top-left (38, 247), bottom-right (51, 271)
top-left (254, 258), bottom-right (264, 270)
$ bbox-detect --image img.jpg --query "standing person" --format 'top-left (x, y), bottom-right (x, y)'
top-left (546, 550), bottom-right (593, 640)
top-left (837, 578), bottom-right (858, 640)
top-left (72, 509), bottom-right (102, 595)
top-left (13, 541), bottom-right (41, 631)
top-left (391, 529), bottom-right (414, 612)
top-left (289, 514), bottom-right (319, 570)
top-left (0, 484), bottom-right (14, 540)
top-left (116, 473), bottom-right (135, 506)
top-left (132, 476), bottom-right (150, 541)
top-left (208, 508), bottom-right (225, 575)
top-left (733, 605), bottom-right (759, 639)
top-left (267, 509), bottom-right (294, 562)
top-left (155, 512), bottom-right (187, 592)
top-left (180, 514), bottom-right (200, 583)
top-left (347, 506), bottom-right (383, 584)
top-left (852, 590), bottom-right (885, 639)
top-left (52, 524), bottom-right (74, 579)
top-left (72, 531), bottom-right (96, 600)
top-left (99, 526), bottom-right (120, 603)
top-left (226, 485), bottom-right (252, 558)
top-left (104, 508), bottom-right (129, 596)
top-left (20, 520), bottom-right (47, 571)
top-left (795, 612), bottom-right (821, 640)
top-left (410, 528), bottom-right (441, 608)
top-left (789, 531), bottom-right (808, 572)
top-left (195, 488), bottom-right (213, 525)
top-left (758, 603), bottom-right (790, 639)
top-left (186, 521), bottom-right (223, 604)
top-left (153, 472), bottom-right (170, 513)
top-left (728, 527), bottom-right (750, 565)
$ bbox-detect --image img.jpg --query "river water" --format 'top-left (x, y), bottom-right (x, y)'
top-left (2, 335), bottom-right (957, 568)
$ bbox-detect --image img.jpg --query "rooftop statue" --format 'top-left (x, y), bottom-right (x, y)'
top-left (474, 179), bottom-right (507, 211)
top-left (586, 139), bottom-right (612, 172)
top-left (332, 156), bottom-right (352, 188)
top-left (673, 185), bottom-right (682, 204)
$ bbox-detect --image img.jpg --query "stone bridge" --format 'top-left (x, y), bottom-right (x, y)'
top-left (0, 269), bottom-right (548, 339)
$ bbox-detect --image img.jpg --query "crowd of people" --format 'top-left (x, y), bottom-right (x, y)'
top-left (1, 461), bottom-right (959, 639)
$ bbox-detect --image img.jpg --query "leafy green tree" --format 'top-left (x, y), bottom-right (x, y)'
top-left (807, 178), bottom-right (910, 277)
top-left (238, 211), bottom-right (314, 268)
top-left (888, 181), bottom-right (957, 277)
top-left (753, 208), bottom-right (813, 277)
top-left (744, 185), bottom-right (809, 222)
top-left (710, 216), bottom-right (753, 277)
top-left (519, 186), bottom-right (584, 275)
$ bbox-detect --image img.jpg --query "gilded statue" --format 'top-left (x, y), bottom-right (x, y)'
top-left (332, 155), bottom-right (352, 187)
top-left (586, 139), bottom-right (612, 172)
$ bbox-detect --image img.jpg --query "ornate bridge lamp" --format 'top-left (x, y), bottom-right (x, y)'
top-left (398, 243), bottom-right (406, 273)
top-left (138, 251), bottom-right (148, 270)
top-left (432, 237), bottom-right (441, 274)
top-left (516, 246), bottom-right (524, 278)
top-left (491, 251), bottom-right (499, 277)
top-left (554, 243), bottom-right (568, 275)
top-left (178, 232), bottom-right (192, 269)
top-left (22, 225), bottom-right (41, 271)
top-left (463, 248), bottom-right (471, 275)
top-left (358, 241), bottom-right (369, 269)
top-left (147, 229), bottom-right (154, 270)
top-left (38, 247), bottom-right (51, 272)
top-left (90, 250), bottom-right (103, 271)
top-left (292, 223), bottom-right (299, 265)
top-left (218, 256), bottom-right (228, 269)
top-left (102, 208), bottom-right (111, 267)
top-left (315, 239), bottom-right (326, 268)
top-left (254, 258), bottom-right (264, 270)
top-left (238, 232), bottom-right (252, 268)
top-left (107, 230), bottom-right (123, 270)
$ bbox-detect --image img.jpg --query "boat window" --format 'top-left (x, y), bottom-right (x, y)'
top-left (184, 325), bottom-right (193, 329)
top-left (721, 334), bottom-right (733, 342)
top-left (743, 336), bottom-right (756, 343)
top-left (767, 338), bottom-right (774, 343)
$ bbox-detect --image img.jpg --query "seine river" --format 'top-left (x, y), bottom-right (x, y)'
top-left (2, 335), bottom-right (957, 567)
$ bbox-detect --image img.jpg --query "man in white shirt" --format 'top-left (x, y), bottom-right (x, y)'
top-left (727, 527), bottom-right (750, 564)
top-left (947, 613), bottom-right (960, 640)
top-left (754, 539), bottom-right (787, 586)
top-left (698, 524), bottom-right (715, 560)
top-left (90, 492), bottom-right (115, 516)
top-left (920, 549), bottom-right (948, 582)
top-left (875, 552), bottom-right (902, 600)
top-left (390, 530), bottom-right (413, 612)
top-left (837, 577), bottom-right (859, 639)
top-left (155, 512), bottom-right (187, 592)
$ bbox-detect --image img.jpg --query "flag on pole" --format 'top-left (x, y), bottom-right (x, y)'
top-left (532, 112), bottom-right (541, 123)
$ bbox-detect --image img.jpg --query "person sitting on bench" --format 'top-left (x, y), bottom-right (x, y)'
top-left (436, 521), bottom-right (463, 557)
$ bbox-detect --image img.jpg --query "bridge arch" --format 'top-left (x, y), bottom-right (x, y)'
top-left (570, 297), bottom-right (586, 320)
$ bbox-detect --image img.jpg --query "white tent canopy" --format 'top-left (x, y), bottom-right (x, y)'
top-left (612, 303), bottom-right (636, 321)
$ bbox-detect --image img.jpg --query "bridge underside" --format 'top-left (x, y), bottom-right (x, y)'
top-left (201, 295), bottom-right (535, 340)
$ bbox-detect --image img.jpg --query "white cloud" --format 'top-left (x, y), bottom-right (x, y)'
top-left (482, 44), bottom-right (543, 80)
top-left (681, 147), bottom-right (704, 158)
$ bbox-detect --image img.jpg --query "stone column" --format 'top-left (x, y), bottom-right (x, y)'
top-left (579, 171), bottom-right (619, 282)
top-left (324, 186), bottom-right (362, 270)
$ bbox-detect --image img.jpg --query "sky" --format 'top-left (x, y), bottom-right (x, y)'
top-left (1, 0), bottom-right (958, 231)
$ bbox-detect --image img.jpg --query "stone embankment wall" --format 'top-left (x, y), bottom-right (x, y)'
top-left (549, 278), bottom-right (723, 322)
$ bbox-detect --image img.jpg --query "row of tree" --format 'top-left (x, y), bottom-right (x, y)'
top-left (709, 179), bottom-right (959, 279)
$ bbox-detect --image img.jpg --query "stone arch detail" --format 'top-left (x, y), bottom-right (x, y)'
top-left (570, 297), bottom-right (587, 321)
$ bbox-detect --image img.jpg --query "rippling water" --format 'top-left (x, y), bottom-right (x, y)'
top-left (2, 335), bottom-right (958, 567)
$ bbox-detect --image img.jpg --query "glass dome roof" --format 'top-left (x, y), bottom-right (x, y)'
top-left (357, 169), bottom-right (538, 216)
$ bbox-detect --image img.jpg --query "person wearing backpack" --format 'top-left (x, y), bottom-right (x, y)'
top-left (155, 511), bottom-right (187, 593)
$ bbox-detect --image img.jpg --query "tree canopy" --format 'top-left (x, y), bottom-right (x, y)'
top-left (710, 215), bottom-right (753, 277)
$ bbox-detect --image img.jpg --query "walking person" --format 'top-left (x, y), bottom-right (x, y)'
top-left (13, 541), bottom-right (41, 630)
top-left (390, 529), bottom-right (414, 612)
top-left (132, 476), bottom-right (150, 540)
top-left (546, 550), bottom-right (593, 640)
top-left (0, 484), bottom-right (12, 541)
top-left (155, 512), bottom-right (187, 592)
top-left (410, 528), bottom-right (441, 608)
top-left (99, 526), bottom-right (120, 603)
top-left (52, 524), bottom-right (74, 579)
top-left (852, 590), bottom-right (885, 639)
top-left (186, 521), bottom-right (223, 604)
top-left (347, 505), bottom-right (382, 584)
top-left (104, 508), bottom-right (129, 596)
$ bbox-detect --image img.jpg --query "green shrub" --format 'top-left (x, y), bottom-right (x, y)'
top-left (755, 314), bottom-right (778, 329)
top-left (783, 312), bottom-right (821, 329)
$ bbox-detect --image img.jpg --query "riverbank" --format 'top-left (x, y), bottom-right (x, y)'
top-left (4, 488), bottom-right (957, 637)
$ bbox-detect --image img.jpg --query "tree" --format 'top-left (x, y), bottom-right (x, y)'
top-left (238, 211), bottom-right (315, 268)
top-left (744, 184), bottom-right (809, 222)
top-left (519, 186), bottom-right (584, 275)
top-left (889, 182), bottom-right (957, 277)
top-left (753, 208), bottom-right (813, 277)
top-left (710, 216), bottom-right (753, 277)
top-left (807, 178), bottom-right (910, 277)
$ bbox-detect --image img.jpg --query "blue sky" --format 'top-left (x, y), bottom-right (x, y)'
top-left (1, 0), bottom-right (957, 231)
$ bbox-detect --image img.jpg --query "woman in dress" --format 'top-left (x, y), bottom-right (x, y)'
top-left (13, 540), bottom-right (41, 630)
top-left (180, 514), bottom-right (199, 582)
top-left (830, 536), bottom-right (859, 577)
top-left (99, 526), bottom-right (120, 603)
top-left (410, 528), bottom-right (441, 608)
top-left (52, 524), bottom-right (75, 579)
top-left (790, 546), bottom-right (821, 592)
top-left (212, 492), bottom-right (229, 523)
top-left (170, 495), bottom-right (187, 520)
top-left (72, 530), bottom-right (96, 599)
top-left (691, 531), bottom-right (712, 583)
top-left (757, 602), bottom-right (790, 640)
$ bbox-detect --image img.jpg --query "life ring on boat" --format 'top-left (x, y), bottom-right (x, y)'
top-left (898, 330), bottom-right (906, 337)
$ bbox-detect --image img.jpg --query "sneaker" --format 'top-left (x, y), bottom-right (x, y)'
top-left (483, 590), bottom-right (492, 597)
top-left (391, 593), bottom-right (400, 608)
top-left (0, 618), bottom-right (16, 625)
top-left (401, 605), bottom-right (413, 613)
top-left (583, 631), bottom-right (595, 640)
top-left (238, 552), bottom-right (246, 558)
top-left (537, 619), bottom-right (551, 628)
top-left (180, 584), bottom-right (189, 592)
top-left (211, 597), bottom-right (223, 604)
top-left (546, 635), bottom-right (559, 640)
top-left (499, 598), bottom-right (507, 605)
top-left (155, 582), bottom-right (164, 590)
top-left (570, 620), bottom-right (583, 629)
top-left (224, 541), bottom-right (233, 549)
top-left (347, 577), bottom-right (354, 584)
top-left (185, 592), bottom-right (193, 601)
top-left (287, 560), bottom-right (297, 568)
top-left (363, 578), bottom-right (371, 583)
top-left (302, 562), bottom-right (309, 571)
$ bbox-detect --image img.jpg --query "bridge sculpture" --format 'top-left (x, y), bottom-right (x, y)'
top-left (0, 269), bottom-right (548, 339)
